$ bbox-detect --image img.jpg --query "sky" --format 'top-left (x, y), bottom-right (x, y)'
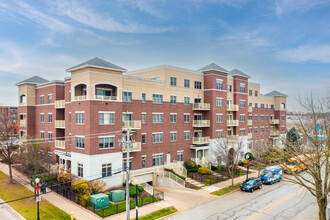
top-left (0, 0), bottom-right (329, 111)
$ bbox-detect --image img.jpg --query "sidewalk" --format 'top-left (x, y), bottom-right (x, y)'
top-left (0, 163), bottom-right (173, 220)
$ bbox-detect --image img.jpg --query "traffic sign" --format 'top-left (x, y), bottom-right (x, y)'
top-left (36, 196), bottom-right (41, 202)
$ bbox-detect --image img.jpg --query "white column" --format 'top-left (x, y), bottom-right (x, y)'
top-left (64, 159), bottom-right (67, 173)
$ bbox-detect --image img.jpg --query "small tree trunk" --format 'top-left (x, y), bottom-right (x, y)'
top-left (231, 167), bottom-right (234, 186)
top-left (317, 197), bottom-right (327, 220)
top-left (7, 146), bottom-right (13, 184)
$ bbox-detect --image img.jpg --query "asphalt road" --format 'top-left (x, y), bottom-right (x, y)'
top-left (167, 176), bottom-right (317, 220)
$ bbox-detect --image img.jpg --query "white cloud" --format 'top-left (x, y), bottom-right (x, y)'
top-left (53, 0), bottom-right (174, 33)
top-left (276, 45), bottom-right (330, 63)
top-left (275, 0), bottom-right (330, 15)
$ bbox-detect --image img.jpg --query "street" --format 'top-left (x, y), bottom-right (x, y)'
top-left (166, 176), bottom-right (317, 220)
top-left (0, 199), bottom-right (22, 220)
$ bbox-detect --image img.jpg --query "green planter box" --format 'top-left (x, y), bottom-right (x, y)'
top-left (90, 193), bottom-right (109, 210)
top-left (109, 190), bottom-right (125, 203)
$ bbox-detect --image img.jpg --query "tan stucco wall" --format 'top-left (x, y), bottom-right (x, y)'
top-left (18, 84), bottom-right (36, 105)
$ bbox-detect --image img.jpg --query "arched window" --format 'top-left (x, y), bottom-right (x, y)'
top-left (20, 95), bottom-right (26, 104)
top-left (95, 84), bottom-right (118, 100)
top-left (281, 103), bottom-right (286, 110)
top-left (74, 84), bottom-right (87, 100)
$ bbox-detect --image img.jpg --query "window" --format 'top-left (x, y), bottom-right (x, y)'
top-left (216, 79), bottom-right (223, 90)
top-left (40, 131), bottom-right (44, 139)
top-left (142, 134), bottom-right (146, 144)
top-left (184, 114), bottom-right (190, 123)
top-left (142, 113), bottom-right (146, 124)
top-left (152, 154), bottom-right (163, 166)
top-left (281, 126), bottom-right (285, 132)
top-left (99, 136), bottom-right (114, 149)
top-left (216, 114), bottom-right (223, 123)
top-left (216, 98), bottom-right (223, 107)
top-left (216, 130), bottom-right (223, 138)
top-left (260, 127), bottom-right (265, 134)
top-left (261, 104), bottom-right (265, 109)
top-left (69, 134), bottom-right (71, 145)
top-left (255, 103), bottom-right (258, 108)
top-left (40, 96), bottom-right (44, 104)
top-left (99, 112), bottom-right (114, 125)
top-left (170, 114), bottom-right (177, 123)
top-left (170, 96), bottom-right (176, 105)
top-left (240, 129), bottom-right (245, 136)
top-left (240, 84), bottom-right (245, 93)
top-left (152, 133), bottom-right (163, 143)
top-left (249, 90), bottom-right (252, 96)
top-left (248, 127), bottom-right (252, 133)
top-left (271, 105), bottom-right (275, 110)
top-left (177, 151), bottom-right (183, 162)
top-left (102, 163), bottom-right (112, 177)
top-left (48, 94), bottom-right (52, 104)
top-left (240, 114), bottom-right (245, 122)
top-left (184, 79), bottom-right (190, 88)
top-left (255, 114), bottom-right (258, 122)
top-left (254, 127), bottom-right (258, 134)
top-left (249, 102), bottom-right (252, 107)
top-left (40, 114), bottom-right (44, 123)
top-left (281, 115), bottom-right (285, 121)
top-left (228, 85), bottom-right (232, 92)
top-left (76, 136), bottom-right (85, 149)
top-left (170, 77), bottom-right (177, 86)
top-left (48, 113), bottom-right (52, 123)
top-left (152, 113), bottom-right (163, 124)
top-left (142, 93), bottom-right (146, 103)
top-left (69, 112), bottom-right (71, 123)
top-left (255, 91), bottom-right (258, 97)
top-left (152, 94), bottom-right (163, 104)
top-left (194, 81), bottom-right (202, 89)
top-left (142, 156), bottom-right (146, 168)
top-left (184, 131), bottom-right (190, 140)
top-left (249, 114), bottom-right (252, 120)
top-left (184, 97), bottom-right (190, 105)
top-left (170, 132), bottom-right (177, 142)
top-left (48, 132), bottom-right (52, 142)
top-left (76, 112), bottom-right (85, 124)
top-left (123, 158), bottom-right (132, 171)
top-left (77, 163), bottom-right (83, 177)
top-left (260, 115), bottom-right (265, 122)
top-left (240, 100), bottom-right (246, 108)
top-left (123, 91), bottom-right (132, 102)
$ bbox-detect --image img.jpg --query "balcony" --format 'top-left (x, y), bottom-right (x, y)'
top-left (227, 120), bottom-right (239, 126)
top-left (248, 133), bottom-right (252, 139)
top-left (122, 120), bottom-right (141, 130)
top-left (55, 100), bottom-right (65, 109)
top-left (192, 136), bottom-right (210, 145)
top-left (55, 120), bottom-right (65, 129)
top-left (19, 120), bottom-right (26, 127)
top-left (96, 95), bottom-right (117, 101)
top-left (193, 103), bottom-right (210, 111)
top-left (270, 119), bottom-right (280, 125)
top-left (247, 120), bottom-right (253, 126)
top-left (122, 142), bottom-right (141, 152)
top-left (227, 105), bottom-right (239, 111)
top-left (248, 106), bottom-right (253, 112)
top-left (227, 135), bottom-right (239, 143)
top-left (270, 130), bottom-right (280, 137)
top-left (193, 120), bottom-right (210, 127)
top-left (55, 140), bottom-right (65, 149)
top-left (74, 95), bottom-right (87, 101)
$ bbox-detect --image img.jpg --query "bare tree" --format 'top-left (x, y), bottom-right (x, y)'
top-left (213, 137), bottom-right (244, 186)
top-left (274, 93), bottom-right (330, 220)
top-left (0, 109), bottom-right (19, 184)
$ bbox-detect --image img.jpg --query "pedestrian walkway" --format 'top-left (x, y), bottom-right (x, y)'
top-left (0, 163), bottom-right (173, 220)
top-left (185, 177), bottom-right (205, 188)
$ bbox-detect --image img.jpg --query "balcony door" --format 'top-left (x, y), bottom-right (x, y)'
top-left (227, 99), bottom-right (232, 106)
top-left (194, 98), bottom-right (202, 103)
top-left (194, 131), bottom-right (202, 137)
top-left (122, 113), bottom-right (132, 122)
top-left (194, 114), bottom-right (202, 121)
top-left (227, 115), bottom-right (232, 120)
top-left (167, 153), bottom-right (171, 164)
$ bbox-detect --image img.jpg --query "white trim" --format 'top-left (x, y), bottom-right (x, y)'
top-left (152, 132), bottom-right (164, 134)
top-left (98, 135), bottom-right (115, 138)
top-left (98, 111), bottom-right (115, 114)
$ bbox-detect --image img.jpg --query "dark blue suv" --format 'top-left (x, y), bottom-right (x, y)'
top-left (240, 177), bottom-right (262, 192)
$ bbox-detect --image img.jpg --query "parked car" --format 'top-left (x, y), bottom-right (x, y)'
top-left (240, 177), bottom-right (262, 192)
top-left (260, 165), bottom-right (282, 184)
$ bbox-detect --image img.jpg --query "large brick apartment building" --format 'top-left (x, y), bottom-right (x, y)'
top-left (0, 106), bottom-right (18, 123)
top-left (17, 57), bottom-right (287, 188)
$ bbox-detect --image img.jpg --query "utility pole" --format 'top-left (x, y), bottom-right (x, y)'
top-left (125, 128), bottom-right (131, 220)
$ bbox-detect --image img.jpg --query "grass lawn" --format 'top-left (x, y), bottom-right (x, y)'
top-left (236, 171), bottom-right (252, 177)
top-left (205, 179), bottom-right (223, 186)
top-left (0, 171), bottom-right (71, 220)
top-left (210, 183), bottom-right (241, 196)
top-left (133, 206), bottom-right (177, 220)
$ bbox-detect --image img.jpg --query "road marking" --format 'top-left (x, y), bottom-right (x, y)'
top-left (245, 187), bottom-right (304, 220)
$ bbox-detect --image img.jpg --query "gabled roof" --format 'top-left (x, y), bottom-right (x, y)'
top-left (264, 90), bottom-right (288, 97)
top-left (229, 69), bottom-right (251, 79)
top-left (16, 75), bottom-right (49, 86)
top-left (198, 63), bottom-right (229, 73)
top-left (66, 57), bottom-right (127, 72)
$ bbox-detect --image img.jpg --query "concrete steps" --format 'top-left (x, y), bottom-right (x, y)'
top-left (185, 177), bottom-right (205, 188)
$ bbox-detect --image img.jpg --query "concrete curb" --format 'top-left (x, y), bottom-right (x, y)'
top-left (0, 198), bottom-right (26, 220)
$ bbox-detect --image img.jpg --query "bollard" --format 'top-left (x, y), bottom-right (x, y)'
top-left (70, 212), bottom-right (74, 220)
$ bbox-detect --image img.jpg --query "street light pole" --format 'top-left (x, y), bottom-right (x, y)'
top-left (125, 128), bottom-right (131, 220)
top-left (35, 178), bottom-right (40, 220)
top-left (136, 184), bottom-right (138, 220)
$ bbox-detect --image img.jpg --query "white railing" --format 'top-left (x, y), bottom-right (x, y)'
top-left (227, 135), bottom-right (239, 143)
top-left (122, 120), bottom-right (142, 130)
top-left (193, 103), bottom-right (210, 111)
top-left (192, 157), bottom-right (211, 169)
top-left (270, 119), bottom-right (280, 124)
top-left (140, 182), bottom-right (154, 195)
top-left (55, 100), bottom-right (65, 108)
top-left (165, 160), bottom-right (187, 178)
top-left (19, 120), bottom-right (26, 127)
top-left (193, 120), bottom-right (210, 127)
top-left (248, 133), bottom-right (252, 139)
top-left (227, 105), bottom-right (239, 111)
top-left (96, 95), bottom-right (117, 101)
top-left (270, 130), bottom-right (280, 136)
top-left (122, 142), bottom-right (141, 152)
top-left (192, 136), bottom-right (210, 144)
top-left (247, 120), bottom-right (253, 126)
top-left (248, 106), bottom-right (253, 112)
top-left (74, 95), bottom-right (87, 100)
top-left (55, 120), bottom-right (65, 128)
top-left (55, 140), bottom-right (65, 149)
top-left (227, 120), bottom-right (239, 126)
top-left (158, 171), bottom-right (185, 187)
